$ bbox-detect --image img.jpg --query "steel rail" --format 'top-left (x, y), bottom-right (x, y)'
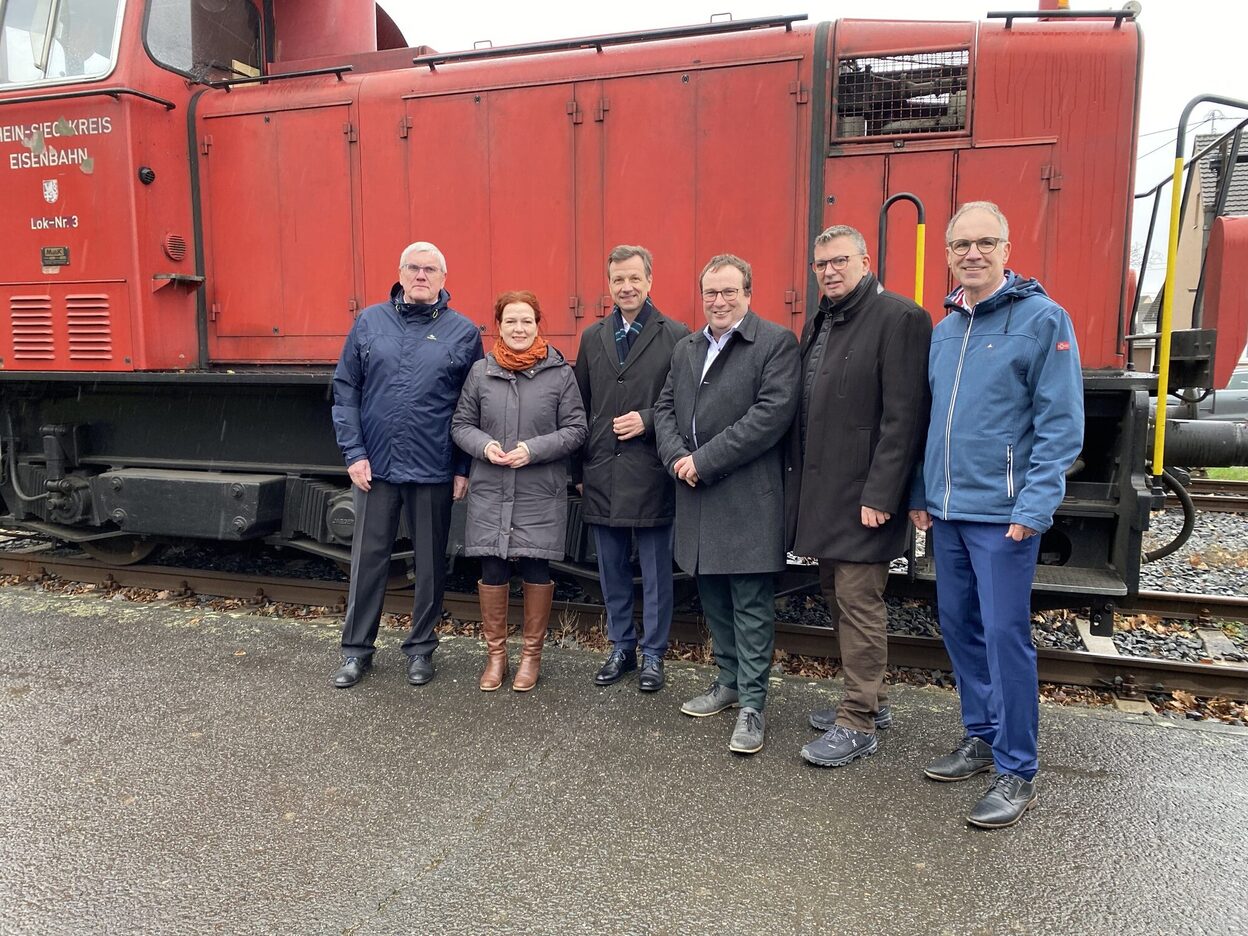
top-left (2, 550), bottom-right (1245, 701)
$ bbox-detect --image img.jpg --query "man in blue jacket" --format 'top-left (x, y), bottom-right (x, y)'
top-left (330, 242), bottom-right (484, 689)
top-left (909, 202), bottom-right (1084, 829)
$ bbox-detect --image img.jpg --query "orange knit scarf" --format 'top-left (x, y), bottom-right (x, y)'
top-left (492, 334), bottom-right (549, 372)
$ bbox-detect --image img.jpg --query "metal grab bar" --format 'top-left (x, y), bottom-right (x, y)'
top-left (0, 86), bottom-right (175, 110)
top-left (877, 193), bottom-right (927, 306)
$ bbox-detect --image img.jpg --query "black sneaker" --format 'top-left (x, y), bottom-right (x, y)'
top-left (923, 736), bottom-right (994, 782)
top-left (808, 704), bottom-right (893, 732)
top-left (801, 724), bottom-right (879, 767)
top-left (967, 773), bottom-right (1037, 829)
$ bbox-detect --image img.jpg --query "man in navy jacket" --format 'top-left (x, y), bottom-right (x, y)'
top-left (330, 242), bottom-right (484, 688)
top-left (910, 202), bottom-right (1084, 829)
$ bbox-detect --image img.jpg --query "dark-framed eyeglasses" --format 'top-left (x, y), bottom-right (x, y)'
top-left (401, 263), bottom-right (443, 277)
top-left (947, 237), bottom-right (1004, 256)
top-left (811, 254), bottom-right (864, 273)
top-left (701, 287), bottom-right (741, 302)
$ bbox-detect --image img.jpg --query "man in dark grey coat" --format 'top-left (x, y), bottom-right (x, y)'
top-left (786, 225), bottom-right (932, 769)
top-left (654, 254), bottom-right (800, 754)
top-left (573, 246), bottom-right (689, 692)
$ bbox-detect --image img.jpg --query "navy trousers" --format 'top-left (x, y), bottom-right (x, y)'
top-left (341, 479), bottom-right (451, 661)
top-left (931, 518), bottom-right (1042, 779)
top-left (591, 523), bottom-right (674, 658)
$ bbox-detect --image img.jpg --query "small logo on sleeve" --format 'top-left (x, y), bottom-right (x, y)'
top-left (1056, 341), bottom-right (1070, 351)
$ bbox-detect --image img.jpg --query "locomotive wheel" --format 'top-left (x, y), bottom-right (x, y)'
top-left (81, 536), bottom-right (161, 566)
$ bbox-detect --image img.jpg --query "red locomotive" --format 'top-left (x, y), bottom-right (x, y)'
top-left (0, 1), bottom-right (1244, 629)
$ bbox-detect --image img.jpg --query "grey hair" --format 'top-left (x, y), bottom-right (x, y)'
top-left (607, 244), bottom-right (653, 278)
top-left (945, 201), bottom-right (1009, 242)
top-left (399, 241), bottom-right (447, 273)
top-left (814, 225), bottom-right (868, 256)
top-left (699, 253), bottom-right (752, 294)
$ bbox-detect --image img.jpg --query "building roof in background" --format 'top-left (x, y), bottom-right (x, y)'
top-left (1196, 131), bottom-right (1248, 217)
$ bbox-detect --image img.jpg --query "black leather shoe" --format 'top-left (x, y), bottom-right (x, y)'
top-left (967, 773), bottom-right (1037, 829)
top-left (406, 653), bottom-right (434, 686)
top-left (638, 655), bottom-right (665, 692)
top-left (923, 735), bottom-right (994, 782)
top-left (594, 648), bottom-right (637, 686)
top-left (332, 656), bottom-right (371, 689)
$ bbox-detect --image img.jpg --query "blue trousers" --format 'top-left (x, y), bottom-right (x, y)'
top-left (591, 523), bottom-right (674, 658)
top-left (931, 518), bottom-right (1041, 780)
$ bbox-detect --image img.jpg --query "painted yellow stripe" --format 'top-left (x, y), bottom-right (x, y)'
top-left (913, 222), bottom-right (926, 306)
top-left (1152, 156), bottom-right (1185, 481)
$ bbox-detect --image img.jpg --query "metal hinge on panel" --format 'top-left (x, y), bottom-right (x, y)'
top-left (348, 299), bottom-right (359, 319)
top-left (599, 296), bottom-right (612, 318)
top-left (209, 302), bottom-right (220, 322)
top-left (200, 135), bottom-right (213, 155)
top-left (569, 296), bottom-right (583, 319)
top-left (784, 289), bottom-right (798, 307)
top-left (1041, 164), bottom-right (1063, 190)
top-left (595, 98), bottom-right (610, 122)
top-left (566, 100), bottom-right (583, 124)
top-left (343, 122), bottom-right (358, 142)
top-left (399, 116), bottom-right (413, 139)
top-left (788, 82), bottom-right (809, 105)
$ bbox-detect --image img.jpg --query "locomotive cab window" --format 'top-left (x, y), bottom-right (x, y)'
top-left (145, 0), bottom-right (261, 82)
top-left (0, 0), bottom-right (124, 86)
top-left (833, 50), bottom-right (969, 140)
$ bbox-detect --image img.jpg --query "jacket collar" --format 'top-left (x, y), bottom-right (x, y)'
top-left (599, 298), bottom-right (664, 374)
top-left (390, 283), bottom-right (451, 318)
top-left (816, 272), bottom-right (879, 324)
top-left (484, 344), bottom-right (566, 379)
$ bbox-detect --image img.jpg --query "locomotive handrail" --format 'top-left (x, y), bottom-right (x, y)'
top-left (1152, 94), bottom-right (1248, 488)
top-left (876, 193), bottom-right (927, 306)
top-left (207, 65), bottom-right (354, 90)
top-left (987, 9), bottom-right (1135, 29)
top-left (412, 14), bottom-right (808, 70)
top-left (0, 86), bottom-right (175, 110)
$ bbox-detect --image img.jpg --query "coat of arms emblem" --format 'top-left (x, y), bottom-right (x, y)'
top-left (42, 179), bottom-right (59, 204)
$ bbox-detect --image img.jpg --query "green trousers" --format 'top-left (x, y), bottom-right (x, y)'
top-left (696, 572), bottom-right (776, 711)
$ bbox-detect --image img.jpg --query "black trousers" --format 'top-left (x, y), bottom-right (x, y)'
top-left (340, 478), bottom-right (452, 661)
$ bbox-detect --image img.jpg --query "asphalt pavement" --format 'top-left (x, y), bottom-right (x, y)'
top-left (0, 585), bottom-right (1245, 936)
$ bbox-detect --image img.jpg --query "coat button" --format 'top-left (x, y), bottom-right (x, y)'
top-left (617, 376), bottom-right (624, 383)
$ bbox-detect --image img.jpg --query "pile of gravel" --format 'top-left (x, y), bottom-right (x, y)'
top-left (1141, 508), bottom-right (1248, 596)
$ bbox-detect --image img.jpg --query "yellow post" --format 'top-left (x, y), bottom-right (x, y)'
top-left (913, 222), bottom-right (926, 306)
top-left (1151, 157), bottom-right (1185, 484)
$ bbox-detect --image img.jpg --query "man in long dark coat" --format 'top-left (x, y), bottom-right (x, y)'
top-left (573, 246), bottom-right (689, 692)
top-left (655, 254), bottom-right (800, 755)
top-left (788, 225), bottom-right (931, 767)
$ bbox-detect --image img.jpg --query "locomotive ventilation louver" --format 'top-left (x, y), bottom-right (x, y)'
top-left (163, 234), bottom-right (187, 262)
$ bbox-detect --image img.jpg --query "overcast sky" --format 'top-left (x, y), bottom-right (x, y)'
top-left (381, 1), bottom-right (1245, 289)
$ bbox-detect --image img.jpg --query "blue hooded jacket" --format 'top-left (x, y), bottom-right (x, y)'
top-left (912, 271), bottom-right (1084, 532)
top-left (332, 284), bottom-right (484, 483)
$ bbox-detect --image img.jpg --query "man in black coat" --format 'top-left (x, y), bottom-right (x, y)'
top-left (787, 225), bottom-right (932, 767)
top-left (573, 246), bottom-right (689, 692)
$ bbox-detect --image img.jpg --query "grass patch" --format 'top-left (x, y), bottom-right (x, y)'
top-left (1206, 466), bottom-right (1248, 480)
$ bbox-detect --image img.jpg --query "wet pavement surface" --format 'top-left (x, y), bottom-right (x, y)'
top-left (1, 586), bottom-right (1245, 936)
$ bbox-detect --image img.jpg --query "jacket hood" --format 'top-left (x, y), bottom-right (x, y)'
top-left (389, 283), bottom-right (452, 316)
top-left (944, 270), bottom-right (1047, 317)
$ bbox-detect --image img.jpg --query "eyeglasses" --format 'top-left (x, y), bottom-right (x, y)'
top-left (947, 237), bottom-right (1004, 256)
top-left (401, 263), bottom-right (443, 277)
top-left (811, 254), bottom-right (863, 273)
top-left (701, 288), bottom-right (741, 302)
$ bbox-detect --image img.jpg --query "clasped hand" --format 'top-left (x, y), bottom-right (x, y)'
top-left (484, 440), bottom-right (531, 468)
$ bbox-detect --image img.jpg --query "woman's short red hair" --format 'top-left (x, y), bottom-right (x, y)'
top-left (494, 290), bottom-right (542, 324)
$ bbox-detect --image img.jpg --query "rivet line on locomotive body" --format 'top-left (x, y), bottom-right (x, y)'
top-left (1, 1), bottom-right (1246, 624)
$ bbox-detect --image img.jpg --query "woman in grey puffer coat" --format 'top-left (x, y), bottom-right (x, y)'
top-left (452, 291), bottom-right (587, 693)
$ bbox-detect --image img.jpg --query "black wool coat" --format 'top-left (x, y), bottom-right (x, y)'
top-left (572, 302), bottom-right (689, 527)
top-left (655, 311), bottom-right (800, 575)
top-left (786, 274), bottom-right (933, 563)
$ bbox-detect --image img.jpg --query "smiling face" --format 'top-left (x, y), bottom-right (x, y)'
top-left (608, 255), bottom-right (652, 318)
top-left (499, 301), bottom-right (538, 352)
top-left (700, 264), bottom-right (749, 339)
top-left (814, 235), bottom-right (870, 303)
top-left (398, 249), bottom-right (446, 305)
top-left (946, 208), bottom-right (1011, 306)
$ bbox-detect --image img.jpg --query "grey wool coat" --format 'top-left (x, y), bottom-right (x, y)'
top-left (654, 311), bottom-right (801, 575)
top-left (572, 301), bottom-right (690, 527)
top-left (785, 275), bottom-right (933, 563)
top-left (451, 347), bottom-right (588, 560)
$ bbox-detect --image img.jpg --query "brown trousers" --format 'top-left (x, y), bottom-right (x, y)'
top-left (819, 559), bottom-right (890, 733)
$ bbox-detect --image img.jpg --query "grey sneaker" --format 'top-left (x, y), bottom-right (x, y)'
top-left (728, 706), bottom-right (766, 754)
top-left (801, 724), bottom-right (879, 767)
top-left (680, 681), bottom-right (740, 717)
top-left (808, 704), bottom-right (893, 732)
top-left (967, 773), bottom-right (1037, 829)
top-left (923, 735), bottom-right (994, 782)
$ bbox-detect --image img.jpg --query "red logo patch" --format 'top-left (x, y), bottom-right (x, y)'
top-left (1056, 341), bottom-right (1070, 351)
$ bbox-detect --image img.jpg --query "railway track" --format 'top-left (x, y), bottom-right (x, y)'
top-left (1168, 477), bottom-right (1248, 513)
top-left (2, 546), bottom-right (1245, 702)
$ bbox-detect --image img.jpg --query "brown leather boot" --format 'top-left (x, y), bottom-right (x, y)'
top-left (477, 581), bottom-right (511, 692)
top-left (512, 581), bottom-right (554, 692)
